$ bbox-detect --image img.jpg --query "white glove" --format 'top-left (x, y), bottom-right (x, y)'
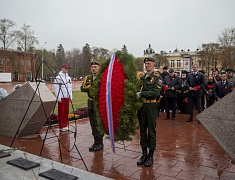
top-left (136, 92), bottom-right (141, 98)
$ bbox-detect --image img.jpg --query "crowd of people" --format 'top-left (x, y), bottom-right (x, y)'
top-left (158, 65), bottom-right (235, 123)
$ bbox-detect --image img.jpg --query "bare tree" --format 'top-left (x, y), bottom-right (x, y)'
top-left (0, 18), bottom-right (18, 72)
top-left (200, 43), bottom-right (220, 75)
top-left (17, 23), bottom-right (38, 80)
top-left (218, 27), bottom-right (235, 69)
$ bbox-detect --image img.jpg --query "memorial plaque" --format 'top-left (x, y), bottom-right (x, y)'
top-left (7, 157), bottom-right (40, 170)
top-left (39, 169), bottom-right (79, 180)
top-left (0, 151), bottom-right (11, 158)
top-left (197, 90), bottom-right (235, 163)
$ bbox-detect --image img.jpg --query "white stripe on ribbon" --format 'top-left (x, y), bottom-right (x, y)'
top-left (106, 52), bottom-right (116, 153)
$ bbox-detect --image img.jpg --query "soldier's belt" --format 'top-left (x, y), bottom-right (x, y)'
top-left (143, 99), bottom-right (157, 103)
top-left (88, 97), bottom-right (94, 101)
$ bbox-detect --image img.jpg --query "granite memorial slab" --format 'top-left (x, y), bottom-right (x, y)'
top-left (0, 151), bottom-right (11, 158)
top-left (197, 90), bottom-right (235, 163)
top-left (39, 169), bottom-right (79, 180)
top-left (0, 82), bottom-right (56, 137)
top-left (7, 157), bottom-right (40, 170)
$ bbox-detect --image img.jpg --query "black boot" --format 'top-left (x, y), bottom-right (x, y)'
top-left (144, 149), bottom-right (154, 167)
top-left (137, 147), bottom-right (147, 165)
top-left (89, 136), bottom-right (98, 151)
top-left (94, 136), bottom-right (103, 151)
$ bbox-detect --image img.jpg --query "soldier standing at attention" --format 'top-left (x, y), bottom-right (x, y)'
top-left (136, 57), bottom-right (162, 167)
top-left (213, 71), bottom-right (234, 101)
top-left (81, 61), bottom-right (103, 151)
top-left (186, 64), bottom-right (206, 123)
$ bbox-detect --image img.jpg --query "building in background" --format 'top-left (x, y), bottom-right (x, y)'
top-left (0, 48), bottom-right (37, 82)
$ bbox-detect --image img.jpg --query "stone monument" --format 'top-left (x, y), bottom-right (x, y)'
top-left (197, 90), bottom-right (235, 163)
top-left (0, 82), bottom-right (56, 138)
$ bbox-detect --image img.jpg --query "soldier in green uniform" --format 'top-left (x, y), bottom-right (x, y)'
top-left (136, 57), bottom-right (162, 167)
top-left (81, 61), bottom-right (103, 151)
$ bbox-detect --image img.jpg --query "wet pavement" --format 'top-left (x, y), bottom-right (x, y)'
top-left (1, 111), bottom-right (235, 180)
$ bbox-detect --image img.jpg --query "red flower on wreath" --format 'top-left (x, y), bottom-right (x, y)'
top-left (98, 56), bottom-right (126, 133)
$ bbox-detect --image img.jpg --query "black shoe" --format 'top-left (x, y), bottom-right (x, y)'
top-left (172, 117), bottom-right (175, 121)
top-left (186, 118), bottom-right (193, 122)
top-left (93, 144), bottom-right (103, 151)
top-left (137, 155), bottom-right (147, 165)
top-left (198, 121), bottom-right (201, 124)
top-left (144, 156), bottom-right (153, 167)
top-left (164, 117), bottom-right (170, 120)
top-left (89, 143), bottom-right (97, 151)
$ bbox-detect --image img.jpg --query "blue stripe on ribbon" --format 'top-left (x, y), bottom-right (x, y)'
top-left (106, 52), bottom-right (116, 153)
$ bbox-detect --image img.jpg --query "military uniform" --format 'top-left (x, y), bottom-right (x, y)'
top-left (213, 80), bottom-right (234, 100)
top-left (81, 62), bottom-right (103, 151)
top-left (137, 57), bottom-right (162, 167)
top-left (138, 71), bottom-right (162, 150)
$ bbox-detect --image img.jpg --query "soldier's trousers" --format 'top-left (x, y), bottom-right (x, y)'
top-left (88, 101), bottom-right (103, 140)
top-left (137, 103), bottom-right (158, 150)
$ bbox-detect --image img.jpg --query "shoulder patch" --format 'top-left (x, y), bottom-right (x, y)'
top-left (158, 79), bottom-right (163, 86)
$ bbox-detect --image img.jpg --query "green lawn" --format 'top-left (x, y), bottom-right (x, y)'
top-left (53, 90), bottom-right (88, 114)
top-left (70, 90), bottom-right (88, 112)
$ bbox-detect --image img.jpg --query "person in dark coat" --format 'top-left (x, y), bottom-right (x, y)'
top-left (186, 64), bottom-right (206, 123)
top-left (178, 70), bottom-right (189, 114)
top-left (163, 68), bottom-right (181, 120)
top-left (205, 74), bottom-right (216, 108)
top-left (159, 66), bottom-right (169, 112)
top-left (226, 68), bottom-right (235, 86)
top-left (213, 72), bottom-right (234, 100)
top-left (212, 67), bottom-right (221, 82)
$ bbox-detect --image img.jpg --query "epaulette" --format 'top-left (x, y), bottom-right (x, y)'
top-left (154, 72), bottom-right (160, 76)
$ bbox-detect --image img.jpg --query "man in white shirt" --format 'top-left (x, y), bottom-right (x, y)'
top-left (54, 64), bottom-right (72, 131)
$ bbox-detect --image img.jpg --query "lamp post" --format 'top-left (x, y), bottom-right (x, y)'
top-left (41, 42), bottom-right (47, 80)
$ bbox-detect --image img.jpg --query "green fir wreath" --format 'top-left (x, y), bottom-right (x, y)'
top-left (90, 51), bottom-right (142, 141)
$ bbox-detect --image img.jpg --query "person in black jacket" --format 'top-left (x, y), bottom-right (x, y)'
top-left (178, 70), bottom-right (189, 114)
top-left (213, 72), bottom-right (234, 100)
top-left (205, 74), bottom-right (216, 108)
top-left (163, 68), bottom-right (181, 120)
top-left (186, 64), bottom-right (206, 123)
top-left (159, 66), bottom-right (169, 112)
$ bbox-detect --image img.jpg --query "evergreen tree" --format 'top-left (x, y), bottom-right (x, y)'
top-left (82, 43), bottom-right (92, 76)
top-left (55, 44), bottom-right (65, 69)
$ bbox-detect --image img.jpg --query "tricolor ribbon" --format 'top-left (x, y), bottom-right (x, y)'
top-left (106, 52), bottom-right (116, 153)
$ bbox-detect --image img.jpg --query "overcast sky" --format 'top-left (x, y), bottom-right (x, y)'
top-left (1, 0), bottom-right (235, 57)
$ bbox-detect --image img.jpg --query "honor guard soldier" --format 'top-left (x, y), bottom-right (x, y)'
top-left (186, 64), bottom-right (206, 123)
top-left (137, 57), bottom-right (162, 167)
top-left (213, 71), bottom-right (234, 101)
top-left (81, 61), bottom-right (104, 151)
